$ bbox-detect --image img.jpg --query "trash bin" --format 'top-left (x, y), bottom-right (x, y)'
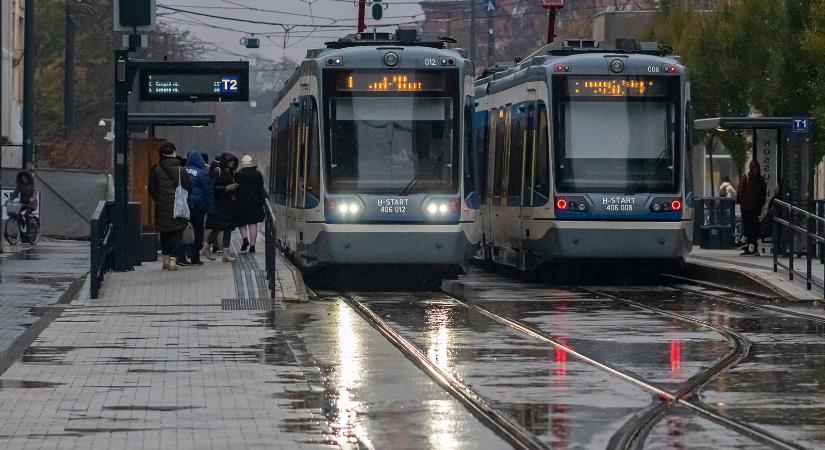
top-left (694, 198), bottom-right (736, 249)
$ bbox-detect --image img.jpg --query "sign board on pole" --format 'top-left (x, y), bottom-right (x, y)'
top-left (114, 0), bottom-right (156, 33)
top-left (484, 0), bottom-right (497, 15)
top-left (792, 117), bottom-right (810, 135)
top-left (541, 0), bottom-right (565, 8)
top-left (136, 61), bottom-right (250, 102)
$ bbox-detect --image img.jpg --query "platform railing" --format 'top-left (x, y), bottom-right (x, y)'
top-left (90, 201), bottom-right (115, 299)
top-left (772, 199), bottom-right (825, 296)
top-left (264, 198), bottom-right (277, 299)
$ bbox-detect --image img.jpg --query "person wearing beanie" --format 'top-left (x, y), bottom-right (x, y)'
top-left (149, 142), bottom-right (191, 271)
top-left (204, 152), bottom-right (239, 262)
top-left (234, 154), bottom-right (266, 253)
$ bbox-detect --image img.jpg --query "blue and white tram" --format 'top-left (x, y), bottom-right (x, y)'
top-left (269, 30), bottom-right (480, 271)
top-left (473, 40), bottom-right (693, 269)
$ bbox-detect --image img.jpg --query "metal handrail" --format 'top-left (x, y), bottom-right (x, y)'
top-left (263, 197), bottom-right (278, 300)
top-left (89, 200), bottom-right (116, 299)
top-left (772, 199), bottom-right (825, 296)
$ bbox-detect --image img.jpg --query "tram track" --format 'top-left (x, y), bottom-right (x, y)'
top-left (338, 285), bottom-right (801, 450)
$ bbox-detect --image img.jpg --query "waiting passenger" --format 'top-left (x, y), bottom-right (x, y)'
top-left (235, 155), bottom-right (266, 253)
top-left (183, 151), bottom-right (214, 265)
top-left (204, 152), bottom-right (239, 263)
top-left (719, 176), bottom-right (737, 198)
top-left (737, 160), bottom-right (767, 256)
top-left (148, 143), bottom-right (191, 271)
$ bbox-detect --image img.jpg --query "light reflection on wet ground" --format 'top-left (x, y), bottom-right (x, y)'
top-left (267, 298), bottom-right (509, 450)
top-left (357, 294), bottom-right (673, 448)
top-left (615, 285), bottom-right (825, 448)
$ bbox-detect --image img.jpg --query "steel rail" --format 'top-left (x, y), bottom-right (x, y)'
top-left (577, 287), bottom-right (763, 449)
top-left (665, 276), bottom-right (825, 326)
top-left (341, 294), bottom-right (548, 450)
top-left (447, 284), bottom-right (797, 450)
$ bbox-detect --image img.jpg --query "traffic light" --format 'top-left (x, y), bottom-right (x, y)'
top-left (372, 0), bottom-right (383, 20)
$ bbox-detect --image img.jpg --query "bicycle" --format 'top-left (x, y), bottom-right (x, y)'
top-left (4, 199), bottom-right (40, 245)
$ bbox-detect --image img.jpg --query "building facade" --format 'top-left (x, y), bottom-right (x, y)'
top-left (1, 0), bottom-right (24, 162)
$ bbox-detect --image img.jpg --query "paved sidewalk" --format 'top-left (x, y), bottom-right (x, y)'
top-left (0, 250), bottom-right (328, 449)
top-left (0, 240), bottom-right (88, 364)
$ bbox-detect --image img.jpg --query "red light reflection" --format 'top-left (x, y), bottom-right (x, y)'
top-left (670, 340), bottom-right (682, 375)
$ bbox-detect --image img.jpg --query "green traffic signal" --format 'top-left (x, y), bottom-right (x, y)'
top-left (372, 0), bottom-right (383, 20)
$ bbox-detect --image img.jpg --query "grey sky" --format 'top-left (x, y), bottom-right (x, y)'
top-left (157, 1), bottom-right (425, 63)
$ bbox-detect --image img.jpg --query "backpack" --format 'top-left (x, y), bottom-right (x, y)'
top-left (719, 185), bottom-right (728, 198)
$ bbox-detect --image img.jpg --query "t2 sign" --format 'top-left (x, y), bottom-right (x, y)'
top-left (137, 61), bottom-right (249, 102)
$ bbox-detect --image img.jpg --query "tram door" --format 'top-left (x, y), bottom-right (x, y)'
top-left (519, 90), bottom-right (539, 229)
top-left (489, 107), bottom-right (512, 256)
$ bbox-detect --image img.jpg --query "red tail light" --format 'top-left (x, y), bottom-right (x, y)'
top-left (671, 200), bottom-right (682, 211)
top-left (556, 198), bottom-right (568, 210)
top-left (449, 198), bottom-right (460, 213)
top-left (324, 198), bottom-right (337, 212)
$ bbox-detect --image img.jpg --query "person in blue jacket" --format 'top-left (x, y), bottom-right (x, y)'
top-left (181, 151), bottom-right (215, 265)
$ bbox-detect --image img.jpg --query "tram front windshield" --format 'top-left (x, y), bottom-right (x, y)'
top-left (325, 70), bottom-right (459, 195)
top-left (553, 76), bottom-right (680, 194)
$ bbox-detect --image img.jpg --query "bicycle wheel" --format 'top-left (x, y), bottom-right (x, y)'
top-left (4, 218), bottom-right (21, 245)
top-left (25, 218), bottom-right (40, 245)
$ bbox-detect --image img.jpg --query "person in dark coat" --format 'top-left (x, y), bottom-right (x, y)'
top-left (235, 155), bottom-right (266, 253)
top-left (737, 159), bottom-right (767, 256)
top-left (149, 143), bottom-right (191, 270)
top-left (181, 151), bottom-right (214, 265)
top-left (203, 152), bottom-right (239, 262)
top-left (10, 171), bottom-right (38, 228)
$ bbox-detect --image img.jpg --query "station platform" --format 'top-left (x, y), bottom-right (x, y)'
top-left (0, 239), bottom-right (328, 449)
top-left (687, 246), bottom-right (824, 301)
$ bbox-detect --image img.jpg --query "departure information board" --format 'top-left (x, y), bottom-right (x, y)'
top-left (565, 77), bottom-right (669, 98)
top-left (138, 61), bottom-right (249, 102)
top-left (334, 71), bottom-right (445, 92)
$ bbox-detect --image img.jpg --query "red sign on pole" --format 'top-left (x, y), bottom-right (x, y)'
top-left (541, 0), bottom-right (564, 8)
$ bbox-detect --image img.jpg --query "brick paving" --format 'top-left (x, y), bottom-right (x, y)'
top-left (0, 255), bottom-right (331, 449)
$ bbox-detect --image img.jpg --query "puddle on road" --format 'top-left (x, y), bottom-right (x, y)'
top-left (353, 294), bottom-right (652, 448)
top-left (102, 405), bottom-right (204, 412)
top-left (0, 380), bottom-right (63, 389)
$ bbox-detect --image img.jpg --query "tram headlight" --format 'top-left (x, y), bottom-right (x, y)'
top-left (425, 199), bottom-right (458, 216)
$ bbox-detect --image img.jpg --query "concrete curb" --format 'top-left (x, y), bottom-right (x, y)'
top-left (683, 261), bottom-right (805, 301)
top-left (276, 253), bottom-right (309, 303)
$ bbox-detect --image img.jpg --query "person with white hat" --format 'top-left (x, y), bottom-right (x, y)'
top-left (235, 154), bottom-right (266, 253)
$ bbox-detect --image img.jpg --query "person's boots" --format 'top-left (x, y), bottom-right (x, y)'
top-left (167, 257), bottom-right (178, 271)
top-left (162, 255), bottom-right (170, 270)
top-left (222, 252), bottom-right (236, 263)
top-left (202, 243), bottom-right (216, 261)
top-left (249, 245), bottom-right (256, 254)
top-left (191, 251), bottom-right (203, 266)
top-left (241, 238), bottom-right (250, 252)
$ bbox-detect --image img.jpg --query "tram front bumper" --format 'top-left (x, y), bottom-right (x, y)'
top-left (303, 223), bottom-right (476, 265)
top-left (541, 221), bottom-right (692, 259)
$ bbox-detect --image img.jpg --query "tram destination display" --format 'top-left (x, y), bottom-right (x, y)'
top-left (565, 77), bottom-right (669, 97)
top-left (335, 71), bottom-right (445, 92)
top-left (138, 61), bottom-right (249, 102)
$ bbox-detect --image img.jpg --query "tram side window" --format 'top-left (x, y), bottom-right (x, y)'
top-left (463, 101), bottom-right (473, 200)
top-left (473, 110), bottom-right (489, 204)
top-left (306, 97), bottom-right (320, 209)
top-left (508, 104), bottom-right (527, 205)
top-left (492, 109), bottom-right (507, 198)
top-left (534, 103), bottom-right (550, 205)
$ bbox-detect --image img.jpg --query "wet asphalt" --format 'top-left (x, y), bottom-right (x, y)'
top-left (286, 265), bottom-right (825, 449)
top-left (0, 241), bottom-right (87, 360)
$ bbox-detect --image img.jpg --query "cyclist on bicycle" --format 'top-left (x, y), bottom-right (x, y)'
top-left (10, 171), bottom-right (38, 227)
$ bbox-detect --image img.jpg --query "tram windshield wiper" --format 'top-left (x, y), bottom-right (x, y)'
top-left (398, 171), bottom-right (424, 196)
top-left (626, 148), bottom-right (670, 196)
